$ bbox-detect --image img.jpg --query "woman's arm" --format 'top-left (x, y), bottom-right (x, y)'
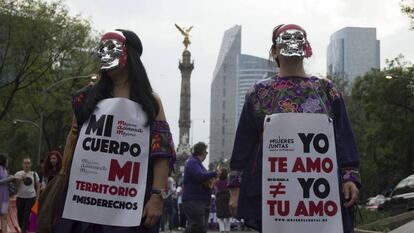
top-left (0, 176), bottom-right (13, 185)
top-left (143, 94), bottom-right (171, 228)
top-left (326, 80), bottom-right (360, 207)
top-left (229, 92), bottom-right (260, 216)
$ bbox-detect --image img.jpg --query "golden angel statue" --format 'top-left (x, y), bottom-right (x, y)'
top-left (175, 24), bottom-right (193, 50)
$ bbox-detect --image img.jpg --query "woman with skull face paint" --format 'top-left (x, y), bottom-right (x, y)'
top-left (37, 30), bottom-right (176, 233)
top-left (228, 24), bottom-right (360, 233)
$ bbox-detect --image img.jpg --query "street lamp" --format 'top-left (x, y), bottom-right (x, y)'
top-left (36, 74), bottom-right (97, 164)
top-left (384, 74), bottom-right (414, 95)
top-left (13, 119), bottom-right (40, 129)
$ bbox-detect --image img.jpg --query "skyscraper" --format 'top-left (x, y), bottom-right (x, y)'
top-left (327, 27), bottom-right (380, 82)
top-left (209, 25), bottom-right (276, 163)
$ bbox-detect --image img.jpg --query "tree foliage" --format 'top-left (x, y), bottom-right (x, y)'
top-left (0, 0), bottom-right (99, 172)
top-left (351, 57), bottom-right (414, 198)
top-left (401, 0), bottom-right (414, 29)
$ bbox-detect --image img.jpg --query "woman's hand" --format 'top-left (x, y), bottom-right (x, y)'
top-left (229, 187), bottom-right (240, 217)
top-left (142, 194), bottom-right (164, 228)
top-left (343, 181), bottom-right (359, 208)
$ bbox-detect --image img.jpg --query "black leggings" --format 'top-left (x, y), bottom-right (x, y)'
top-left (16, 197), bottom-right (36, 233)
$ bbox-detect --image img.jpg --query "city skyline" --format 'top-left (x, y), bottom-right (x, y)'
top-left (60, 0), bottom-right (414, 163)
top-left (210, 26), bottom-right (276, 162)
top-left (327, 27), bottom-right (381, 82)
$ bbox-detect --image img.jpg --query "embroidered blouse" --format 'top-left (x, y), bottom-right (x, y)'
top-left (229, 76), bottom-right (360, 187)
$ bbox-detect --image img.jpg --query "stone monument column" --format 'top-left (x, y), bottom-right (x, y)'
top-left (175, 24), bottom-right (194, 161)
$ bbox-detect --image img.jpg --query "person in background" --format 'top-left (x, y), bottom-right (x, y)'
top-left (15, 158), bottom-right (40, 233)
top-left (182, 142), bottom-right (217, 233)
top-left (41, 151), bottom-right (62, 190)
top-left (0, 153), bottom-right (16, 233)
top-left (160, 176), bottom-right (176, 232)
top-left (175, 185), bottom-right (186, 231)
top-left (214, 168), bottom-right (231, 233)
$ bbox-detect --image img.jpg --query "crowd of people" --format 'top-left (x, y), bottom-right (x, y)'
top-left (0, 24), bottom-right (360, 233)
top-left (0, 151), bottom-right (62, 233)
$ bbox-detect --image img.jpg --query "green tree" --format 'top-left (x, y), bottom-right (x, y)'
top-left (351, 57), bottom-right (414, 198)
top-left (0, 0), bottom-right (99, 171)
top-left (401, 0), bottom-right (414, 29)
top-left (0, 0), bottom-right (96, 120)
top-left (327, 72), bottom-right (350, 96)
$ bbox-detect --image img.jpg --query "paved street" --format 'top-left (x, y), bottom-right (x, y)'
top-left (389, 220), bottom-right (414, 233)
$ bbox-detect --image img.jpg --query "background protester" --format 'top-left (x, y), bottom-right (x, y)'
top-left (0, 153), bottom-right (15, 233)
top-left (37, 29), bottom-right (176, 233)
top-left (41, 151), bottom-right (62, 189)
top-left (229, 24), bottom-right (360, 233)
top-left (214, 168), bottom-right (231, 233)
top-left (15, 158), bottom-right (40, 233)
top-left (160, 176), bottom-right (177, 232)
top-left (175, 185), bottom-right (186, 231)
top-left (182, 142), bottom-right (217, 233)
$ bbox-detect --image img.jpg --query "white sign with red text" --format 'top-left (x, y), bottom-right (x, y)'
top-left (63, 98), bottom-right (149, 226)
top-left (262, 113), bottom-right (343, 233)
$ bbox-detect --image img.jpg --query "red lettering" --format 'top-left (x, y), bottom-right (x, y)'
top-left (85, 182), bottom-right (92, 191)
top-left (267, 200), bottom-right (290, 216)
top-left (129, 188), bottom-right (137, 197)
top-left (76, 180), bottom-right (82, 190)
top-left (109, 186), bottom-right (118, 195)
top-left (80, 181), bottom-right (86, 190)
top-left (308, 201), bottom-right (324, 216)
top-left (108, 159), bottom-right (132, 183)
top-left (306, 157), bottom-right (321, 172)
top-left (324, 201), bottom-right (338, 216)
top-left (292, 158), bottom-right (306, 172)
top-left (132, 162), bottom-right (140, 184)
top-left (322, 158), bottom-right (333, 173)
top-left (294, 201), bottom-right (308, 216)
top-left (268, 157), bottom-right (287, 172)
top-left (294, 201), bottom-right (338, 217)
top-left (118, 186), bottom-right (126, 196)
top-left (267, 200), bottom-right (277, 216)
top-left (92, 183), bottom-right (99, 192)
top-left (292, 157), bottom-right (334, 173)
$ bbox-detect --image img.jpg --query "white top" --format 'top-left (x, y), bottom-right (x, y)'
top-left (14, 170), bottom-right (39, 198)
top-left (176, 186), bottom-right (183, 204)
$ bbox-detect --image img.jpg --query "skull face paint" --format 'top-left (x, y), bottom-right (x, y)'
top-left (276, 29), bottom-right (307, 57)
top-left (96, 31), bottom-right (127, 70)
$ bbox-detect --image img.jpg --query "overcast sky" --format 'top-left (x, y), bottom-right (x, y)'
top-left (63, 0), bottom-right (414, 160)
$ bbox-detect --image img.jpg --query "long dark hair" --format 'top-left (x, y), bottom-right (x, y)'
top-left (43, 150), bottom-right (62, 178)
top-left (78, 29), bottom-right (159, 126)
top-left (219, 168), bottom-right (228, 180)
top-left (269, 24), bottom-right (284, 68)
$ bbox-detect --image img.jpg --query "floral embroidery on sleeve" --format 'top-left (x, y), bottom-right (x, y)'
top-left (150, 121), bottom-right (176, 172)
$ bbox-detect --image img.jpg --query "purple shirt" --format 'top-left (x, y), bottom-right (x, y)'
top-left (214, 179), bottom-right (228, 193)
top-left (182, 155), bottom-right (217, 202)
